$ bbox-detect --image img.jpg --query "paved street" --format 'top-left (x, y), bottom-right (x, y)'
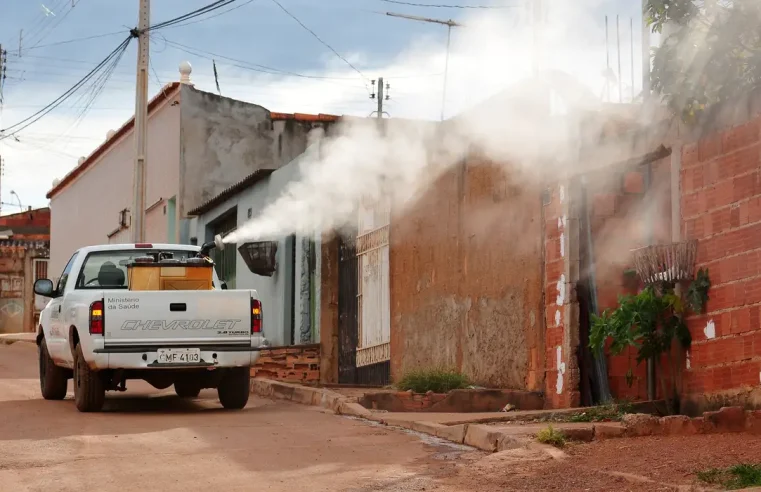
top-left (0, 342), bottom-right (483, 492)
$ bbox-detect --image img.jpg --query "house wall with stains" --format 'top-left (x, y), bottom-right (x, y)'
top-left (178, 85), bottom-right (337, 225)
top-left (389, 156), bottom-right (545, 391)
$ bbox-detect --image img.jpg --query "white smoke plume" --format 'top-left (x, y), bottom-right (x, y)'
top-left (223, 0), bottom-right (639, 244)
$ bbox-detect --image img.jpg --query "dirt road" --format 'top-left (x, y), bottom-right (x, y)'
top-left (0, 342), bottom-right (483, 492)
top-left (4, 341), bottom-right (760, 491)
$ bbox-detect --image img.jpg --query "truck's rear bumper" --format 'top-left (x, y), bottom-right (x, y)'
top-left (87, 336), bottom-right (269, 370)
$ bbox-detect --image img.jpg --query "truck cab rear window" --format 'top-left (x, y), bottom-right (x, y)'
top-left (75, 250), bottom-right (197, 289)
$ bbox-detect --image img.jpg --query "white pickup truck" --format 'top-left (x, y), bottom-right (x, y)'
top-left (33, 241), bottom-right (268, 412)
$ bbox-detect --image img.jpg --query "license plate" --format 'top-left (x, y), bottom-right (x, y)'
top-left (157, 348), bottom-right (201, 364)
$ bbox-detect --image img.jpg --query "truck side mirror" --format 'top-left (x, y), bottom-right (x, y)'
top-left (34, 279), bottom-right (56, 298)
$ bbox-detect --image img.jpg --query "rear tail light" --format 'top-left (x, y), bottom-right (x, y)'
top-left (135, 243), bottom-right (153, 248)
top-left (251, 299), bottom-right (262, 334)
top-left (89, 300), bottom-right (104, 335)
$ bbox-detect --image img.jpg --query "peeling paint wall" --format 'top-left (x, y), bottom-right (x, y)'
top-left (178, 86), bottom-right (323, 221)
top-left (389, 158), bottom-right (544, 390)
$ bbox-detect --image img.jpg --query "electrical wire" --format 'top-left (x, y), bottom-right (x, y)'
top-left (161, 38), bottom-right (367, 88)
top-left (159, 0), bottom-right (259, 30)
top-left (147, 0), bottom-right (238, 32)
top-left (4, 30), bottom-right (128, 54)
top-left (377, 0), bottom-right (518, 8)
top-left (25, 0), bottom-right (79, 52)
top-left (269, 0), bottom-right (369, 85)
top-left (0, 36), bottom-right (132, 140)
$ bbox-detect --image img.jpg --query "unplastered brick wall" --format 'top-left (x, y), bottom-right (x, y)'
top-left (251, 344), bottom-right (320, 384)
top-left (543, 183), bottom-right (581, 408)
top-left (680, 117), bottom-right (761, 410)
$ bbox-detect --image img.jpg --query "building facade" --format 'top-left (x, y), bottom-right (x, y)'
top-left (188, 148), bottom-right (322, 348)
top-left (46, 72), bottom-right (338, 282)
top-left (0, 207), bottom-right (50, 334)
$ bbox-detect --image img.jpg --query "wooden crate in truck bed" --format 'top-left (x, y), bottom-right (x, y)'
top-left (127, 258), bottom-right (214, 291)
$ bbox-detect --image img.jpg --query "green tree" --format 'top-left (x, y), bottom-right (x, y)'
top-left (646, 0), bottom-right (761, 123)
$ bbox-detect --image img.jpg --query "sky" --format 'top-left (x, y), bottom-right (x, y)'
top-left (0, 0), bottom-right (645, 214)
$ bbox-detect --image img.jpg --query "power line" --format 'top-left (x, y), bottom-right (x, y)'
top-left (160, 0), bottom-right (259, 30)
top-left (161, 38), bottom-right (368, 87)
top-left (148, 0), bottom-right (238, 32)
top-left (0, 36), bottom-right (132, 140)
top-left (377, 0), bottom-right (518, 8)
top-left (26, 0), bottom-right (80, 52)
top-left (269, 0), bottom-right (369, 84)
top-left (5, 30), bottom-right (128, 54)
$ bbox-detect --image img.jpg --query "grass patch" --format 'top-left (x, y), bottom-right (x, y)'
top-left (536, 425), bottom-right (566, 448)
top-left (697, 464), bottom-right (761, 490)
top-left (396, 369), bottom-right (470, 394)
top-left (567, 401), bottom-right (634, 423)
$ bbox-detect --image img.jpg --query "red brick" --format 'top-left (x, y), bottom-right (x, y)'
top-left (699, 133), bottom-right (722, 162)
top-left (740, 201), bottom-right (751, 225)
top-left (682, 142), bottom-right (699, 167)
top-left (720, 143), bottom-right (761, 177)
top-left (734, 171), bottom-right (759, 201)
top-left (704, 160), bottom-right (721, 185)
top-left (623, 171), bottom-right (644, 194)
top-left (744, 277), bottom-right (761, 305)
top-left (545, 218), bottom-right (561, 239)
top-left (593, 193), bottom-right (618, 217)
top-left (682, 191), bottom-right (706, 218)
top-left (749, 197), bottom-right (761, 223)
top-left (721, 120), bottom-right (760, 154)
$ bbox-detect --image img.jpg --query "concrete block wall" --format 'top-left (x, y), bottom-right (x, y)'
top-left (680, 118), bottom-right (761, 411)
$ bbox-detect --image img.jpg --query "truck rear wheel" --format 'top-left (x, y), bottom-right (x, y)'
top-left (217, 367), bottom-right (250, 409)
top-left (74, 343), bottom-right (105, 412)
top-left (39, 338), bottom-right (68, 400)
top-left (174, 380), bottom-right (201, 398)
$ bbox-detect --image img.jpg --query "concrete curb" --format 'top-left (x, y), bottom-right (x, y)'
top-left (0, 333), bottom-right (36, 345)
top-left (249, 378), bottom-right (615, 458)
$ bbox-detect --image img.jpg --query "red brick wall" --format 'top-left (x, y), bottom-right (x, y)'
top-left (251, 344), bottom-right (320, 384)
top-left (389, 157), bottom-right (545, 391)
top-left (681, 118), bottom-right (761, 409)
top-left (543, 184), bottom-right (574, 408)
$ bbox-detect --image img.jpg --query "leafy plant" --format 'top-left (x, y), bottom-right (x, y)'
top-left (536, 425), bottom-right (566, 448)
top-left (646, 0), bottom-right (761, 124)
top-left (697, 464), bottom-right (761, 489)
top-left (589, 271), bottom-right (710, 414)
top-left (687, 268), bottom-right (711, 313)
top-left (396, 368), bottom-right (470, 394)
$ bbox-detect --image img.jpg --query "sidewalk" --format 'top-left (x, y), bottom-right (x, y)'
top-left (0, 333), bottom-right (36, 345)
top-left (249, 378), bottom-right (624, 455)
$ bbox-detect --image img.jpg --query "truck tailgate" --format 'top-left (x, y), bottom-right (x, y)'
top-left (103, 290), bottom-right (252, 346)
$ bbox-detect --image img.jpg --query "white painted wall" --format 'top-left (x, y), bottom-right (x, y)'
top-left (193, 153), bottom-right (320, 346)
top-left (48, 91), bottom-right (181, 279)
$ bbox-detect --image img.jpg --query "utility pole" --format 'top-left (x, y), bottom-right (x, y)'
top-left (132, 0), bottom-right (150, 243)
top-left (370, 77), bottom-right (390, 119)
top-left (385, 12), bottom-right (462, 121)
top-left (616, 15), bottom-right (622, 103)
top-left (0, 44), bottom-right (5, 104)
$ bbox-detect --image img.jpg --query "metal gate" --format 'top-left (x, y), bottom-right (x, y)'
top-left (355, 199), bottom-right (391, 385)
top-left (337, 235), bottom-right (358, 384)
